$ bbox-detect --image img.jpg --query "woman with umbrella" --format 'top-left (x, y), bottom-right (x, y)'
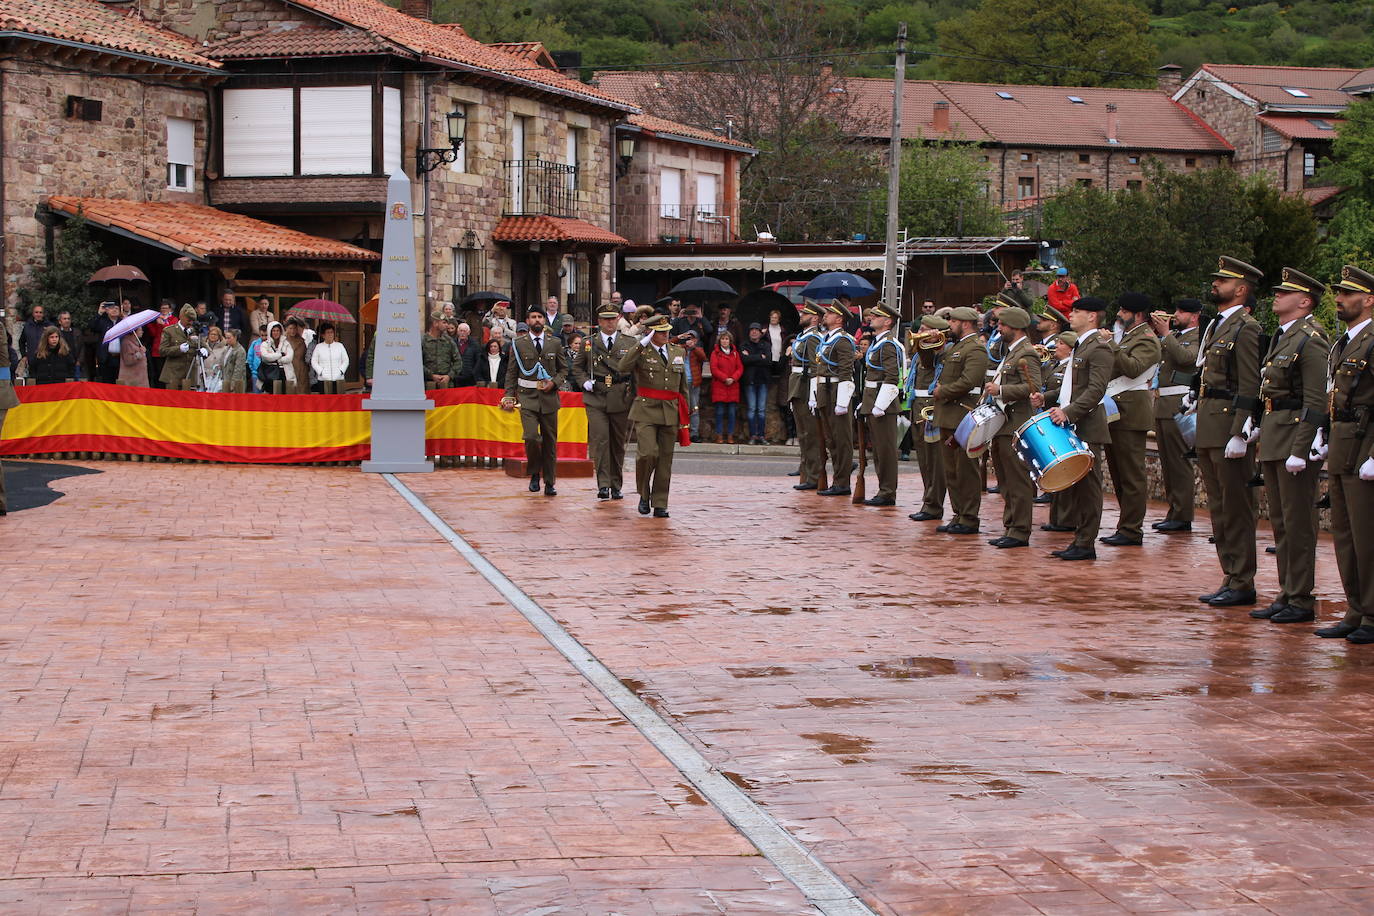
top-left (117, 321), bottom-right (149, 387)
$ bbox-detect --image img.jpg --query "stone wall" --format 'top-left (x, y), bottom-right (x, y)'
top-left (990, 146), bottom-right (1229, 206)
top-left (141, 0), bottom-right (317, 42)
top-left (616, 138), bottom-right (738, 245)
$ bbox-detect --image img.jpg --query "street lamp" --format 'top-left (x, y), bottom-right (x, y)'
top-left (615, 136), bottom-right (636, 178)
top-left (417, 109), bottom-right (466, 173)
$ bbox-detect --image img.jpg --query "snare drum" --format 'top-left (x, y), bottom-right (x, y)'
top-left (954, 402), bottom-right (1005, 457)
top-left (1174, 410), bottom-right (1196, 449)
top-left (1014, 411), bottom-right (1094, 492)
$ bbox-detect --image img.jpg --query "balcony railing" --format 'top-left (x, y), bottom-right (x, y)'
top-left (614, 203), bottom-right (735, 246)
top-left (503, 158), bottom-right (578, 218)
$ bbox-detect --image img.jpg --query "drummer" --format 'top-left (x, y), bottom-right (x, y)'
top-left (983, 306), bottom-right (1041, 548)
top-left (1100, 292), bottom-right (1162, 548)
top-left (1035, 331), bottom-right (1078, 533)
top-left (932, 306), bottom-right (989, 534)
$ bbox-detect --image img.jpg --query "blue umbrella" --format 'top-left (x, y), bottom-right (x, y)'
top-left (798, 272), bottom-right (876, 301)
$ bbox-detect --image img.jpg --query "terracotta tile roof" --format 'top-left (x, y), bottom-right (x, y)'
top-left (1258, 113), bottom-right (1344, 141)
top-left (1292, 186), bottom-right (1344, 207)
top-left (47, 197), bottom-right (379, 262)
top-left (1340, 68), bottom-right (1374, 93)
top-left (208, 27), bottom-right (400, 59)
top-left (625, 113), bottom-right (756, 153)
top-left (843, 77), bottom-right (990, 141)
top-left (0, 0), bottom-right (219, 70)
top-left (492, 215), bottom-right (626, 247)
top-left (1196, 64), bottom-right (1360, 109)
top-left (487, 41), bottom-right (557, 69)
top-left (280, 0), bottom-right (635, 111)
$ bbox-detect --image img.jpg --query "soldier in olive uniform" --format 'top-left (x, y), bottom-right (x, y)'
top-left (932, 306), bottom-right (989, 534)
top-left (1248, 269), bottom-right (1330, 625)
top-left (158, 305), bottom-right (201, 390)
top-left (858, 302), bottom-right (905, 506)
top-left (908, 315), bottom-right (950, 522)
top-left (422, 315), bottom-right (461, 389)
top-left (1315, 266), bottom-right (1374, 643)
top-left (573, 306), bottom-right (637, 500)
top-left (811, 303), bottom-right (856, 496)
top-left (1038, 330), bottom-right (1079, 533)
top-left (983, 306), bottom-right (1041, 548)
top-left (1048, 298), bottom-right (1114, 560)
top-left (1101, 292), bottom-right (1163, 547)
top-left (1195, 256), bottom-right (1264, 608)
top-left (1149, 298), bottom-right (1202, 532)
top-left (616, 313), bottom-right (690, 518)
top-left (0, 318), bottom-right (18, 515)
top-left (789, 302), bottom-right (826, 491)
top-left (503, 306), bottom-right (568, 495)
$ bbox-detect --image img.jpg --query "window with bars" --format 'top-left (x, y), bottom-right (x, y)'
top-left (1262, 126), bottom-right (1284, 154)
top-left (451, 246), bottom-right (484, 302)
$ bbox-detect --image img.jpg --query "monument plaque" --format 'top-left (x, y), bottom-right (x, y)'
top-left (361, 170), bottom-right (435, 473)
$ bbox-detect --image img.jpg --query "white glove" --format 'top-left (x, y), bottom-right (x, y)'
top-left (872, 407), bottom-right (885, 418)
top-left (1309, 429), bottom-right (1327, 463)
top-left (808, 398), bottom-right (817, 412)
top-left (1285, 455), bottom-right (1307, 475)
top-left (1224, 435), bottom-right (1247, 460)
top-left (1362, 457), bottom-right (1374, 482)
top-left (1180, 391), bottom-right (1197, 414)
top-left (640, 333), bottom-right (654, 347)
top-left (198, 348), bottom-right (209, 358)
top-left (834, 404), bottom-right (848, 416)
top-left (874, 382), bottom-right (900, 414)
top-left (582, 380), bottom-right (594, 392)
top-left (179, 342), bottom-right (190, 353)
top-left (1242, 416), bottom-right (1260, 444)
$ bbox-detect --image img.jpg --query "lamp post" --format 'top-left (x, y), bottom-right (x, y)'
top-left (417, 109), bottom-right (467, 174)
top-left (615, 136), bottom-right (636, 178)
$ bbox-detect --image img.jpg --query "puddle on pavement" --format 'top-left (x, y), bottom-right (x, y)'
top-left (671, 782), bottom-right (708, 806)
top-left (740, 606), bottom-right (820, 616)
top-left (902, 764), bottom-right (1027, 796)
top-left (801, 732), bottom-right (873, 763)
top-left (722, 770), bottom-right (758, 790)
top-left (859, 656), bottom-right (1033, 680)
top-left (803, 697), bottom-right (874, 708)
top-left (726, 666), bottom-right (795, 679)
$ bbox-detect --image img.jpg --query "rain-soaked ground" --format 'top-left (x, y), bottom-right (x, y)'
top-left (2, 459), bottom-right (1372, 913)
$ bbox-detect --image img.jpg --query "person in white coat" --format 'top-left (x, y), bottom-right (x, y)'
top-left (309, 322), bottom-right (350, 393)
top-left (258, 320), bottom-right (295, 394)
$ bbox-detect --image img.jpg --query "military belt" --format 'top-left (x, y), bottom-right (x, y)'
top-left (1264, 397), bottom-right (1303, 412)
top-left (1201, 388), bottom-right (1234, 400)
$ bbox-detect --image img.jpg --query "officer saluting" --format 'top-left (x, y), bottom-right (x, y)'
top-left (572, 305), bottom-right (637, 500)
top-left (503, 305), bottom-right (568, 495)
top-left (933, 306), bottom-right (989, 534)
top-left (1316, 265), bottom-right (1374, 642)
top-left (857, 302), bottom-right (904, 506)
top-left (789, 301), bottom-right (827, 491)
top-left (811, 303), bottom-right (857, 497)
top-left (616, 313), bottom-right (690, 518)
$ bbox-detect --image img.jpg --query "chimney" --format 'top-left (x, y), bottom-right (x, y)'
top-left (401, 0), bottom-right (432, 21)
top-left (1106, 103), bottom-right (1119, 144)
top-left (933, 100), bottom-right (950, 133)
top-left (1156, 64), bottom-right (1182, 94)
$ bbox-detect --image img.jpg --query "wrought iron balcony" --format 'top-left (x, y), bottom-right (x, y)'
top-left (502, 158), bottom-right (578, 218)
top-left (613, 203), bottom-right (735, 246)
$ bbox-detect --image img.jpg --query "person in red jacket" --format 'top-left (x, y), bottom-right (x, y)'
top-left (145, 300), bottom-right (178, 389)
top-left (709, 330), bottom-right (743, 443)
top-left (1046, 268), bottom-right (1079, 319)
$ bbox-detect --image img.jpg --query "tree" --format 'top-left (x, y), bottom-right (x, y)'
top-left (431, 0), bottom-right (575, 46)
top-left (1315, 96), bottom-right (1374, 204)
top-left (876, 136), bottom-right (1003, 238)
top-left (1244, 177), bottom-right (1318, 290)
top-left (15, 215), bottom-right (108, 329)
top-left (937, 0), bottom-right (1156, 87)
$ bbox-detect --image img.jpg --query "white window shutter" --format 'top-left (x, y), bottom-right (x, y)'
top-left (300, 86), bottom-right (373, 175)
top-left (167, 118), bottom-right (194, 165)
top-left (383, 87), bottom-right (402, 175)
top-left (222, 88), bottom-right (293, 176)
top-left (660, 168), bottom-right (682, 218)
top-left (696, 173), bottom-right (717, 216)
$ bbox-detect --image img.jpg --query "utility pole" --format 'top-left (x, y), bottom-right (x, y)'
top-left (882, 23), bottom-right (906, 316)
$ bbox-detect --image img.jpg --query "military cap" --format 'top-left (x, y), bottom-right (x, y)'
top-left (920, 315), bottom-right (950, 331)
top-left (1071, 296), bottom-right (1108, 312)
top-left (948, 306), bottom-right (980, 322)
top-left (1173, 297), bottom-right (1202, 313)
top-left (654, 295), bottom-right (676, 308)
top-left (827, 302), bottom-right (850, 318)
top-left (1116, 291), bottom-right (1153, 314)
top-left (1332, 265), bottom-right (1374, 294)
top-left (800, 298), bottom-right (826, 317)
top-left (1056, 331), bottom-right (1079, 346)
top-left (866, 302), bottom-right (900, 323)
top-left (1210, 256), bottom-right (1263, 285)
top-left (525, 305), bottom-right (547, 318)
top-left (934, 306), bottom-right (954, 319)
top-left (998, 306), bottom-right (1031, 329)
top-left (1272, 267), bottom-right (1324, 297)
top-left (516, 322), bottom-right (529, 332)
top-left (179, 304), bottom-right (196, 321)
top-left (995, 288), bottom-right (1031, 310)
top-left (643, 314), bottom-right (673, 333)
top-left (596, 305), bottom-right (621, 319)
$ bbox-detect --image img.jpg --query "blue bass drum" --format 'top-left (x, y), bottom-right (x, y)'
top-left (1014, 411), bottom-right (1094, 492)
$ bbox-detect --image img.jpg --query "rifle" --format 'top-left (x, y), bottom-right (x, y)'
top-left (852, 413), bottom-right (867, 504)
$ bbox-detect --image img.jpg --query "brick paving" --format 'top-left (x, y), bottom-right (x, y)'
top-left (405, 467), bottom-right (1374, 915)
top-left (0, 463), bottom-right (805, 913)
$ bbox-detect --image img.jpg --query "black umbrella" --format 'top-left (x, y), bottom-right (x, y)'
top-left (669, 276), bottom-right (737, 301)
top-left (460, 290), bottom-right (507, 306)
top-left (736, 288), bottom-right (798, 336)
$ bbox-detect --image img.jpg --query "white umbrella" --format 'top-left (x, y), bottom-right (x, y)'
top-left (102, 309), bottom-right (161, 344)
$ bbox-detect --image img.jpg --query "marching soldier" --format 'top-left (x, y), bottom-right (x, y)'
top-left (858, 302), bottom-right (904, 506)
top-left (908, 315), bottom-right (950, 522)
top-left (789, 301), bottom-right (826, 491)
top-left (1039, 331), bottom-right (1078, 533)
top-left (811, 303), bottom-right (856, 497)
top-left (1046, 297), bottom-right (1114, 560)
top-left (1248, 269), bottom-right (1329, 625)
top-left (573, 305), bottom-right (637, 500)
top-left (503, 306), bottom-right (568, 496)
top-left (616, 313), bottom-right (690, 518)
top-left (1100, 292), bottom-right (1162, 547)
top-left (159, 305), bottom-right (201, 390)
top-left (932, 306), bottom-right (989, 534)
top-left (983, 306), bottom-right (1041, 548)
top-left (1149, 297), bottom-right (1202, 532)
top-left (1315, 266), bottom-right (1374, 643)
top-left (1195, 256), bottom-right (1264, 608)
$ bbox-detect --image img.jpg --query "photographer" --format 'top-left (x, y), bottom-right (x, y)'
top-left (158, 305), bottom-right (202, 390)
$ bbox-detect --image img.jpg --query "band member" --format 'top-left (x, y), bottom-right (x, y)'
top-left (503, 305), bottom-right (568, 495)
top-left (858, 302), bottom-right (904, 506)
top-left (617, 313), bottom-right (690, 518)
top-left (982, 306), bottom-right (1041, 548)
top-left (573, 305), bottom-right (637, 500)
top-left (1315, 266), bottom-right (1374, 642)
top-left (1149, 297), bottom-right (1202, 532)
top-left (1039, 331), bottom-right (1078, 533)
top-left (789, 301), bottom-right (826, 491)
top-left (908, 315), bottom-right (950, 522)
top-left (811, 303), bottom-right (856, 496)
top-left (1196, 257), bottom-right (1264, 607)
top-left (1248, 269), bottom-right (1329, 624)
top-left (933, 306), bottom-right (989, 534)
top-left (1044, 297), bottom-right (1113, 560)
top-left (158, 305), bottom-right (201, 390)
top-left (1100, 292), bottom-right (1162, 547)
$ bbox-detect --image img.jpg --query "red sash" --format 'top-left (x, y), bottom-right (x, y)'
top-left (639, 386), bottom-right (691, 446)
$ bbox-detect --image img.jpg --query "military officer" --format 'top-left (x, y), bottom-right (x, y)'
top-left (858, 302), bottom-right (905, 506)
top-left (1196, 256), bottom-right (1264, 608)
top-left (1037, 331), bottom-right (1079, 533)
top-left (572, 305), bottom-right (637, 500)
top-left (811, 303), bottom-right (856, 496)
top-left (983, 306), bottom-right (1041, 548)
top-left (789, 301), bottom-right (826, 491)
top-left (421, 314), bottom-right (460, 388)
top-left (503, 306), bottom-right (568, 496)
top-left (908, 315), bottom-right (950, 522)
top-left (932, 306), bottom-right (989, 534)
top-left (616, 313), bottom-right (690, 518)
top-left (1100, 292), bottom-right (1163, 547)
top-left (159, 305), bottom-right (201, 390)
top-left (0, 317), bottom-right (18, 515)
top-left (1246, 269), bottom-right (1330, 624)
top-left (1149, 297), bottom-right (1202, 532)
top-left (1315, 266), bottom-right (1374, 642)
top-left (1047, 297), bottom-right (1114, 560)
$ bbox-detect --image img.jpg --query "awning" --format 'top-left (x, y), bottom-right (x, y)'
top-left (493, 215), bottom-right (626, 247)
top-left (624, 253), bottom-right (885, 272)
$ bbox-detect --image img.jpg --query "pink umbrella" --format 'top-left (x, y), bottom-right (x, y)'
top-left (286, 298), bottom-right (355, 323)
top-left (102, 309), bottom-right (160, 344)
